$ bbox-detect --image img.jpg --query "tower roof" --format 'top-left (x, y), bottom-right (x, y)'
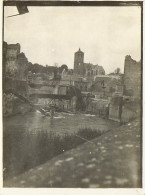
top-left (75, 48), bottom-right (84, 54)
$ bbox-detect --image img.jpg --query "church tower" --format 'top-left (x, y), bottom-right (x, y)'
top-left (74, 48), bottom-right (84, 75)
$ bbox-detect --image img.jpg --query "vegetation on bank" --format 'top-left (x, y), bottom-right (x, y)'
top-left (3, 128), bottom-right (108, 180)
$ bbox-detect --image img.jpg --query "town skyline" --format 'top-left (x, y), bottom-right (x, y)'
top-left (4, 6), bottom-right (141, 74)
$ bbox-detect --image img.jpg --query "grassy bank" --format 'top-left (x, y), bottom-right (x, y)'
top-left (3, 128), bottom-right (108, 180)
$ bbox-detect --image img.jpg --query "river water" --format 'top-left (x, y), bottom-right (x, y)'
top-left (3, 111), bottom-right (120, 179)
top-left (4, 111), bottom-right (119, 136)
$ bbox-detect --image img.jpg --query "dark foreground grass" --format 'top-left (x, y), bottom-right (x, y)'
top-left (3, 128), bottom-right (108, 180)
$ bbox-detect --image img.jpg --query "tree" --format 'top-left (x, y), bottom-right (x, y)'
top-left (61, 64), bottom-right (68, 71)
top-left (58, 64), bottom-right (68, 74)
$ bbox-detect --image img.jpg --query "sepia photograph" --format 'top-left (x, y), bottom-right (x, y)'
top-left (2, 1), bottom-right (142, 188)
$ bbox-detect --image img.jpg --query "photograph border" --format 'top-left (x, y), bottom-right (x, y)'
top-left (1, 1), bottom-right (144, 194)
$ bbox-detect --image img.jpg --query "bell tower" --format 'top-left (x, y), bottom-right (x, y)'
top-left (74, 48), bottom-right (84, 75)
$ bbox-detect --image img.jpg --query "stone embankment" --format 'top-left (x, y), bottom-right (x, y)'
top-left (4, 118), bottom-right (141, 188)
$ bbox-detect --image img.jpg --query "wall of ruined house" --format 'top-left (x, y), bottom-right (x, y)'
top-left (124, 55), bottom-right (141, 98)
top-left (28, 85), bottom-right (54, 95)
top-left (17, 53), bottom-right (28, 81)
top-left (121, 96), bottom-right (141, 123)
top-left (37, 98), bottom-right (52, 106)
top-left (59, 79), bottom-right (73, 86)
top-left (86, 98), bottom-right (109, 117)
top-left (58, 86), bottom-right (68, 95)
top-left (74, 81), bottom-right (92, 92)
top-left (109, 96), bottom-right (122, 122)
top-left (108, 55), bottom-right (141, 123)
top-left (3, 42), bottom-right (31, 117)
top-left (3, 42), bottom-right (28, 81)
top-left (6, 44), bottom-right (20, 58)
top-left (34, 96), bottom-right (77, 112)
top-left (93, 75), bottom-right (123, 97)
top-left (28, 82), bottom-right (69, 97)
top-left (5, 43), bottom-right (20, 76)
top-left (5, 59), bottom-right (18, 78)
top-left (109, 95), bottom-right (141, 123)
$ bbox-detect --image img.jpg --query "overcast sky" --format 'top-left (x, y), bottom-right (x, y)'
top-left (4, 6), bottom-right (141, 74)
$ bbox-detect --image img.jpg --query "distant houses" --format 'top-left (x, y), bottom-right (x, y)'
top-left (3, 42), bottom-right (141, 121)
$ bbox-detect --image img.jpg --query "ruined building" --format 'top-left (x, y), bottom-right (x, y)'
top-left (124, 55), bottom-right (141, 98)
top-left (3, 42), bottom-right (28, 97)
top-left (74, 48), bottom-right (105, 77)
top-left (109, 55), bottom-right (141, 123)
top-left (3, 41), bottom-right (28, 81)
top-left (93, 75), bottom-right (123, 97)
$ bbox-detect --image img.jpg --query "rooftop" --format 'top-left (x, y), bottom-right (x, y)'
top-left (75, 48), bottom-right (84, 54)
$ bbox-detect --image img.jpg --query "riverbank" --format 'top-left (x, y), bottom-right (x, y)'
top-left (4, 118), bottom-right (141, 188)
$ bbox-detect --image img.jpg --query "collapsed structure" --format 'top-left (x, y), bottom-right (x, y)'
top-left (3, 42), bottom-right (141, 123)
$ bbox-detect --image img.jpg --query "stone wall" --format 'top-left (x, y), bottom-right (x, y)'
top-left (17, 53), bottom-right (28, 80)
top-left (121, 97), bottom-right (141, 123)
top-left (124, 55), bottom-right (141, 98)
top-left (28, 85), bottom-right (68, 96)
top-left (93, 75), bottom-right (123, 97)
top-left (74, 80), bottom-right (92, 92)
top-left (86, 98), bottom-right (109, 117)
top-left (28, 85), bottom-right (54, 95)
top-left (6, 43), bottom-right (20, 58)
top-left (34, 96), bottom-right (77, 112)
top-left (109, 96), bottom-right (122, 122)
top-left (109, 95), bottom-right (141, 123)
top-left (108, 56), bottom-right (142, 123)
top-left (3, 41), bottom-right (28, 81)
top-left (58, 86), bottom-right (68, 95)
